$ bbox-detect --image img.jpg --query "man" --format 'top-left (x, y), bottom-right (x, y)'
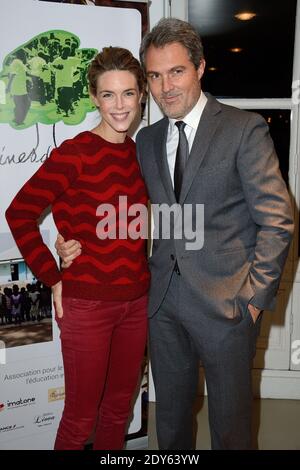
top-left (56, 18), bottom-right (293, 449)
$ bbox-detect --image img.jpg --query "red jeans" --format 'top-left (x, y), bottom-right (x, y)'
top-left (54, 294), bottom-right (148, 450)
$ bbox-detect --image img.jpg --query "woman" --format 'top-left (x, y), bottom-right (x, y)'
top-left (6, 47), bottom-right (150, 450)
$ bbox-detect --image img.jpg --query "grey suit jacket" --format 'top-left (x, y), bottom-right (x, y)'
top-left (136, 93), bottom-right (294, 320)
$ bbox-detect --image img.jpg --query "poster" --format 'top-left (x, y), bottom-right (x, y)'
top-left (0, 0), bottom-right (143, 449)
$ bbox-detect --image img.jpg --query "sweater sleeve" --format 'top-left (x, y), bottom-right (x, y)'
top-left (5, 139), bottom-right (82, 287)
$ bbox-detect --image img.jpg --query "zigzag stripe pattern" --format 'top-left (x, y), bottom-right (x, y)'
top-left (6, 131), bottom-right (150, 301)
top-left (80, 162), bottom-right (137, 182)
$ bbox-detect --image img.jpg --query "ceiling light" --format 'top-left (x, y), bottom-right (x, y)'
top-left (229, 48), bottom-right (243, 53)
top-left (235, 12), bottom-right (256, 21)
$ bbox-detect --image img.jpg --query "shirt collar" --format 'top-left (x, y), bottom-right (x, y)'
top-left (169, 91), bottom-right (208, 133)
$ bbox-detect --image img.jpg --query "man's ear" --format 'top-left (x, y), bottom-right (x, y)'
top-left (197, 59), bottom-right (206, 81)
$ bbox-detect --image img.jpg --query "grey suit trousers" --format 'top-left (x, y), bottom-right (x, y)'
top-left (149, 270), bottom-right (262, 450)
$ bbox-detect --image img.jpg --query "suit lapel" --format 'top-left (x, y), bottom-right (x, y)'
top-left (179, 95), bottom-right (222, 204)
top-left (154, 118), bottom-right (177, 204)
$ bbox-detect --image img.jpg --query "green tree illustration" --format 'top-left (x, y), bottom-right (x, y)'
top-left (0, 30), bottom-right (98, 130)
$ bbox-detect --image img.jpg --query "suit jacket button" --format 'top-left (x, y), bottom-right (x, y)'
top-left (170, 254), bottom-right (175, 261)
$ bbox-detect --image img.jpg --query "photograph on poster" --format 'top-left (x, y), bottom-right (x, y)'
top-left (0, 29), bottom-right (97, 130)
top-left (0, 231), bottom-right (53, 348)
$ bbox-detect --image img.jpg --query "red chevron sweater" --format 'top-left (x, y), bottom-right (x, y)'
top-left (6, 131), bottom-right (150, 301)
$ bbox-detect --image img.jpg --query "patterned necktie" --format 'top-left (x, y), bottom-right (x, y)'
top-left (174, 121), bottom-right (189, 202)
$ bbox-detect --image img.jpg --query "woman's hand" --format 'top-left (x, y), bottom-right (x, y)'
top-left (52, 281), bottom-right (63, 318)
top-left (55, 233), bottom-right (82, 269)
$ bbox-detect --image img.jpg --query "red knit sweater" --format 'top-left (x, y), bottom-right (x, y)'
top-left (6, 131), bottom-right (150, 301)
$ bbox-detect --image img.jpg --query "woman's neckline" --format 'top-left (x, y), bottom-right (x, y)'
top-left (86, 130), bottom-right (130, 147)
